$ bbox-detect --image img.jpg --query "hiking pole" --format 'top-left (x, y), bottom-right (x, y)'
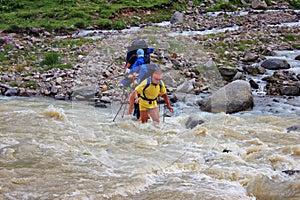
top-left (113, 102), bottom-right (124, 122)
top-left (163, 104), bottom-right (166, 123)
top-left (121, 100), bottom-right (127, 118)
top-left (113, 89), bottom-right (126, 122)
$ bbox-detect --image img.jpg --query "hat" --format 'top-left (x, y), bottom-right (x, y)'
top-left (137, 49), bottom-right (144, 57)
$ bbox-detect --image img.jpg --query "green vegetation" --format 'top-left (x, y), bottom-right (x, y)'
top-left (1, 0), bottom-right (298, 33)
top-left (40, 52), bottom-right (73, 71)
top-left (282, 34), bottom-right (300, 42)
top-left (288, 0), bottom-right (300, 9)
top-left (9, 80), bottom-right (37, 89)
top-left (41, 52), bottom-right (61, 66)
top-left (0, 0), bottom-right (189, 33)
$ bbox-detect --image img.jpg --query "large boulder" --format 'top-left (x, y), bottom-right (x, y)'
top-left (71, 86), bottom-right (99, 101)
top-left (170, 11), bottom-right (184, 24)
top-left (199, 80), bottom-right (254, 114)
top-left (261, 58), bottom-right (290, 70)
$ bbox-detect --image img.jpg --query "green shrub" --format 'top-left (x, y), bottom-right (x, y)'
top-left (0, 38), bottom-right (6, 46)
top-left (41, 52), bottom-right (61, 66)
top-left (24, 80), bottom-right (37, 89)
top-left (0, 0), bottom-right (25, 12)
top-left (9, 81), bottom-right (19, 87)
top-left (207, 2), bottom-right (236, 12)
top-left (75, 21), bottom-right (86, 29)
top-left (288, 0), bottom-right (300, 8)
top-left (111, 20), bottom-right (127, 30)
top-left (283, 34), bottom-right (295, 41)
top-left (44, 63), bottom-right (72, 71)
top-left (95, 18), bottom-right (112, 29)
top-left (6, 24), bottom-right (22, 33)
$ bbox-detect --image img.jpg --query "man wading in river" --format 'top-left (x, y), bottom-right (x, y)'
top-left (132, 69), bottom-right (174, 123)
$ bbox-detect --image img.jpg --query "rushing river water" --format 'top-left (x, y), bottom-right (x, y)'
top-left (2, 7), bottom-right (300, 200)
top-left (1, 96), bottom-right (299, 200)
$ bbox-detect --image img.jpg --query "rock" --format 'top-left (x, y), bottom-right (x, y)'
top-left (243, 65), bottom-right (266, 76)
top-left (232, 71), bottom-right (244, 81)
top-left (249, 78), bottom-right (259, 89)
top-left (55, 77), bottom-right (63, 85)
top-left (100, 96), bottom-right (112, 103)
top-left (170, 11), bottom-right (184, 24)
top-left (261, 58), bottom-right (290, 70)
top-left (286, 125), bottom-right (300, 133)
top-left (264, 71), bottom-right (300, 96)
top-left (4, 87), bottom-right (19, 96)
top-left (54, 94), bottom-right (66, 100)
top-left (72, 86), bottom-right (99, 101)
top-left (295, 55), bottom-right (300, 60)
top-left (218, 66), bottom-right (238, 81)
top-left (241, 51), bottom-right (259, 62)
top-left (185, 114), bottom-right (205, 129)
top-left (279, 86), bottom-right (300, 96)
top-left (200, 80), bottom-right (254, 114)
top-left (50, 86), bottom-right (59, 94)
top-left (251, 0), bottom-right (268, 9)
top-left (175, 79), bottom-right (195, 94)
top-left (282, 170), bottom-right (300, 175)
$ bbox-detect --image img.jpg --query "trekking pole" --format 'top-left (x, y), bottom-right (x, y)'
top-left (121, 98), bottom-right (128, 118)
top-left (163, 104), bottom-right (166, 123)
top-left (113, 102), bottom-right (124, 122)
top-left (112, 89), bottom-right (126, 122)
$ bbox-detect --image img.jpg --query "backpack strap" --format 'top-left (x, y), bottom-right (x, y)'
top-left (138, 77), bottom-right (162, 104)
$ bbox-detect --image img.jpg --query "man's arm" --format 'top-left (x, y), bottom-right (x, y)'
top-left (133, 90), bottom-right (139, 104)
top-left (162, 93), bottom-right (174, 112)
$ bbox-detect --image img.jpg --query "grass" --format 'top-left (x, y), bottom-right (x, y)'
top-left (0, 0), bottom-right (188, 33)
top-left (1, 1), bottom-right (299, 34)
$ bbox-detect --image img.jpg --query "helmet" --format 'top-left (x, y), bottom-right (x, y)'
top-left (137, 49), bottom-right (144, 57)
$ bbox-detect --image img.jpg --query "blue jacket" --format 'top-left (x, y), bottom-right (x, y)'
top-left (130, 56), bottom-right (144, 73)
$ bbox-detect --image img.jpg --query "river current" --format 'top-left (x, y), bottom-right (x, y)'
top-left (2, 8), bottom-right (300, 200)
top-left (0, 95), bottom-right (299, 200)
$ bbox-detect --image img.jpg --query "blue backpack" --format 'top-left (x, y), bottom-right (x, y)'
top-left (136, 63), bottom-right (160, 84)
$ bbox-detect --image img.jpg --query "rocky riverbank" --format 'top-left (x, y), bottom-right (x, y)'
top-left (0, 2), bottom-right (299, 114)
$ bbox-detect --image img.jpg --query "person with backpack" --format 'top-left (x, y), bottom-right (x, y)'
top-left (126, 63), bottom-right (162, 116)
top-left (123, 40), bottom-right (153, 73)
top-left (121, 48), bottom-right (145, 89)
top-left (132, 69), bottom-right (174, 123)
top-left (122, 49), bottom-right (145, 115)
top-left (128, 49), bottom-right (145, 73)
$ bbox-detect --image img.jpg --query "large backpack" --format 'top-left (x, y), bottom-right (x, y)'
top-left (137, 63), bottom-right (160, 84)
top-left (126, 40), bottom-right (154, 68)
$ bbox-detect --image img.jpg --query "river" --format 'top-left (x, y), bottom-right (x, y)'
top-left (1, 7), bottom-right (300, 200)
top-left (1, 95), bottom-right (299, 200)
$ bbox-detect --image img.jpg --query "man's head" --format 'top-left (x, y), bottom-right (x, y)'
top-left (137, 49), bottom-right (144, 57)
top-left (151, 70), bottom-right (163, 85)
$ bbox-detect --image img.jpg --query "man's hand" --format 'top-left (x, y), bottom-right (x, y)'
top-left (134, 98), bottom-right (139, 104)
top-left (166, 103), bottom-right (174, 112)
top-left (125, 68), bottom-right (130, 74)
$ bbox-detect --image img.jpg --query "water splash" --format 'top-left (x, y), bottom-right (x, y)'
top-left (44, 104), bottom-right (66, 121)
